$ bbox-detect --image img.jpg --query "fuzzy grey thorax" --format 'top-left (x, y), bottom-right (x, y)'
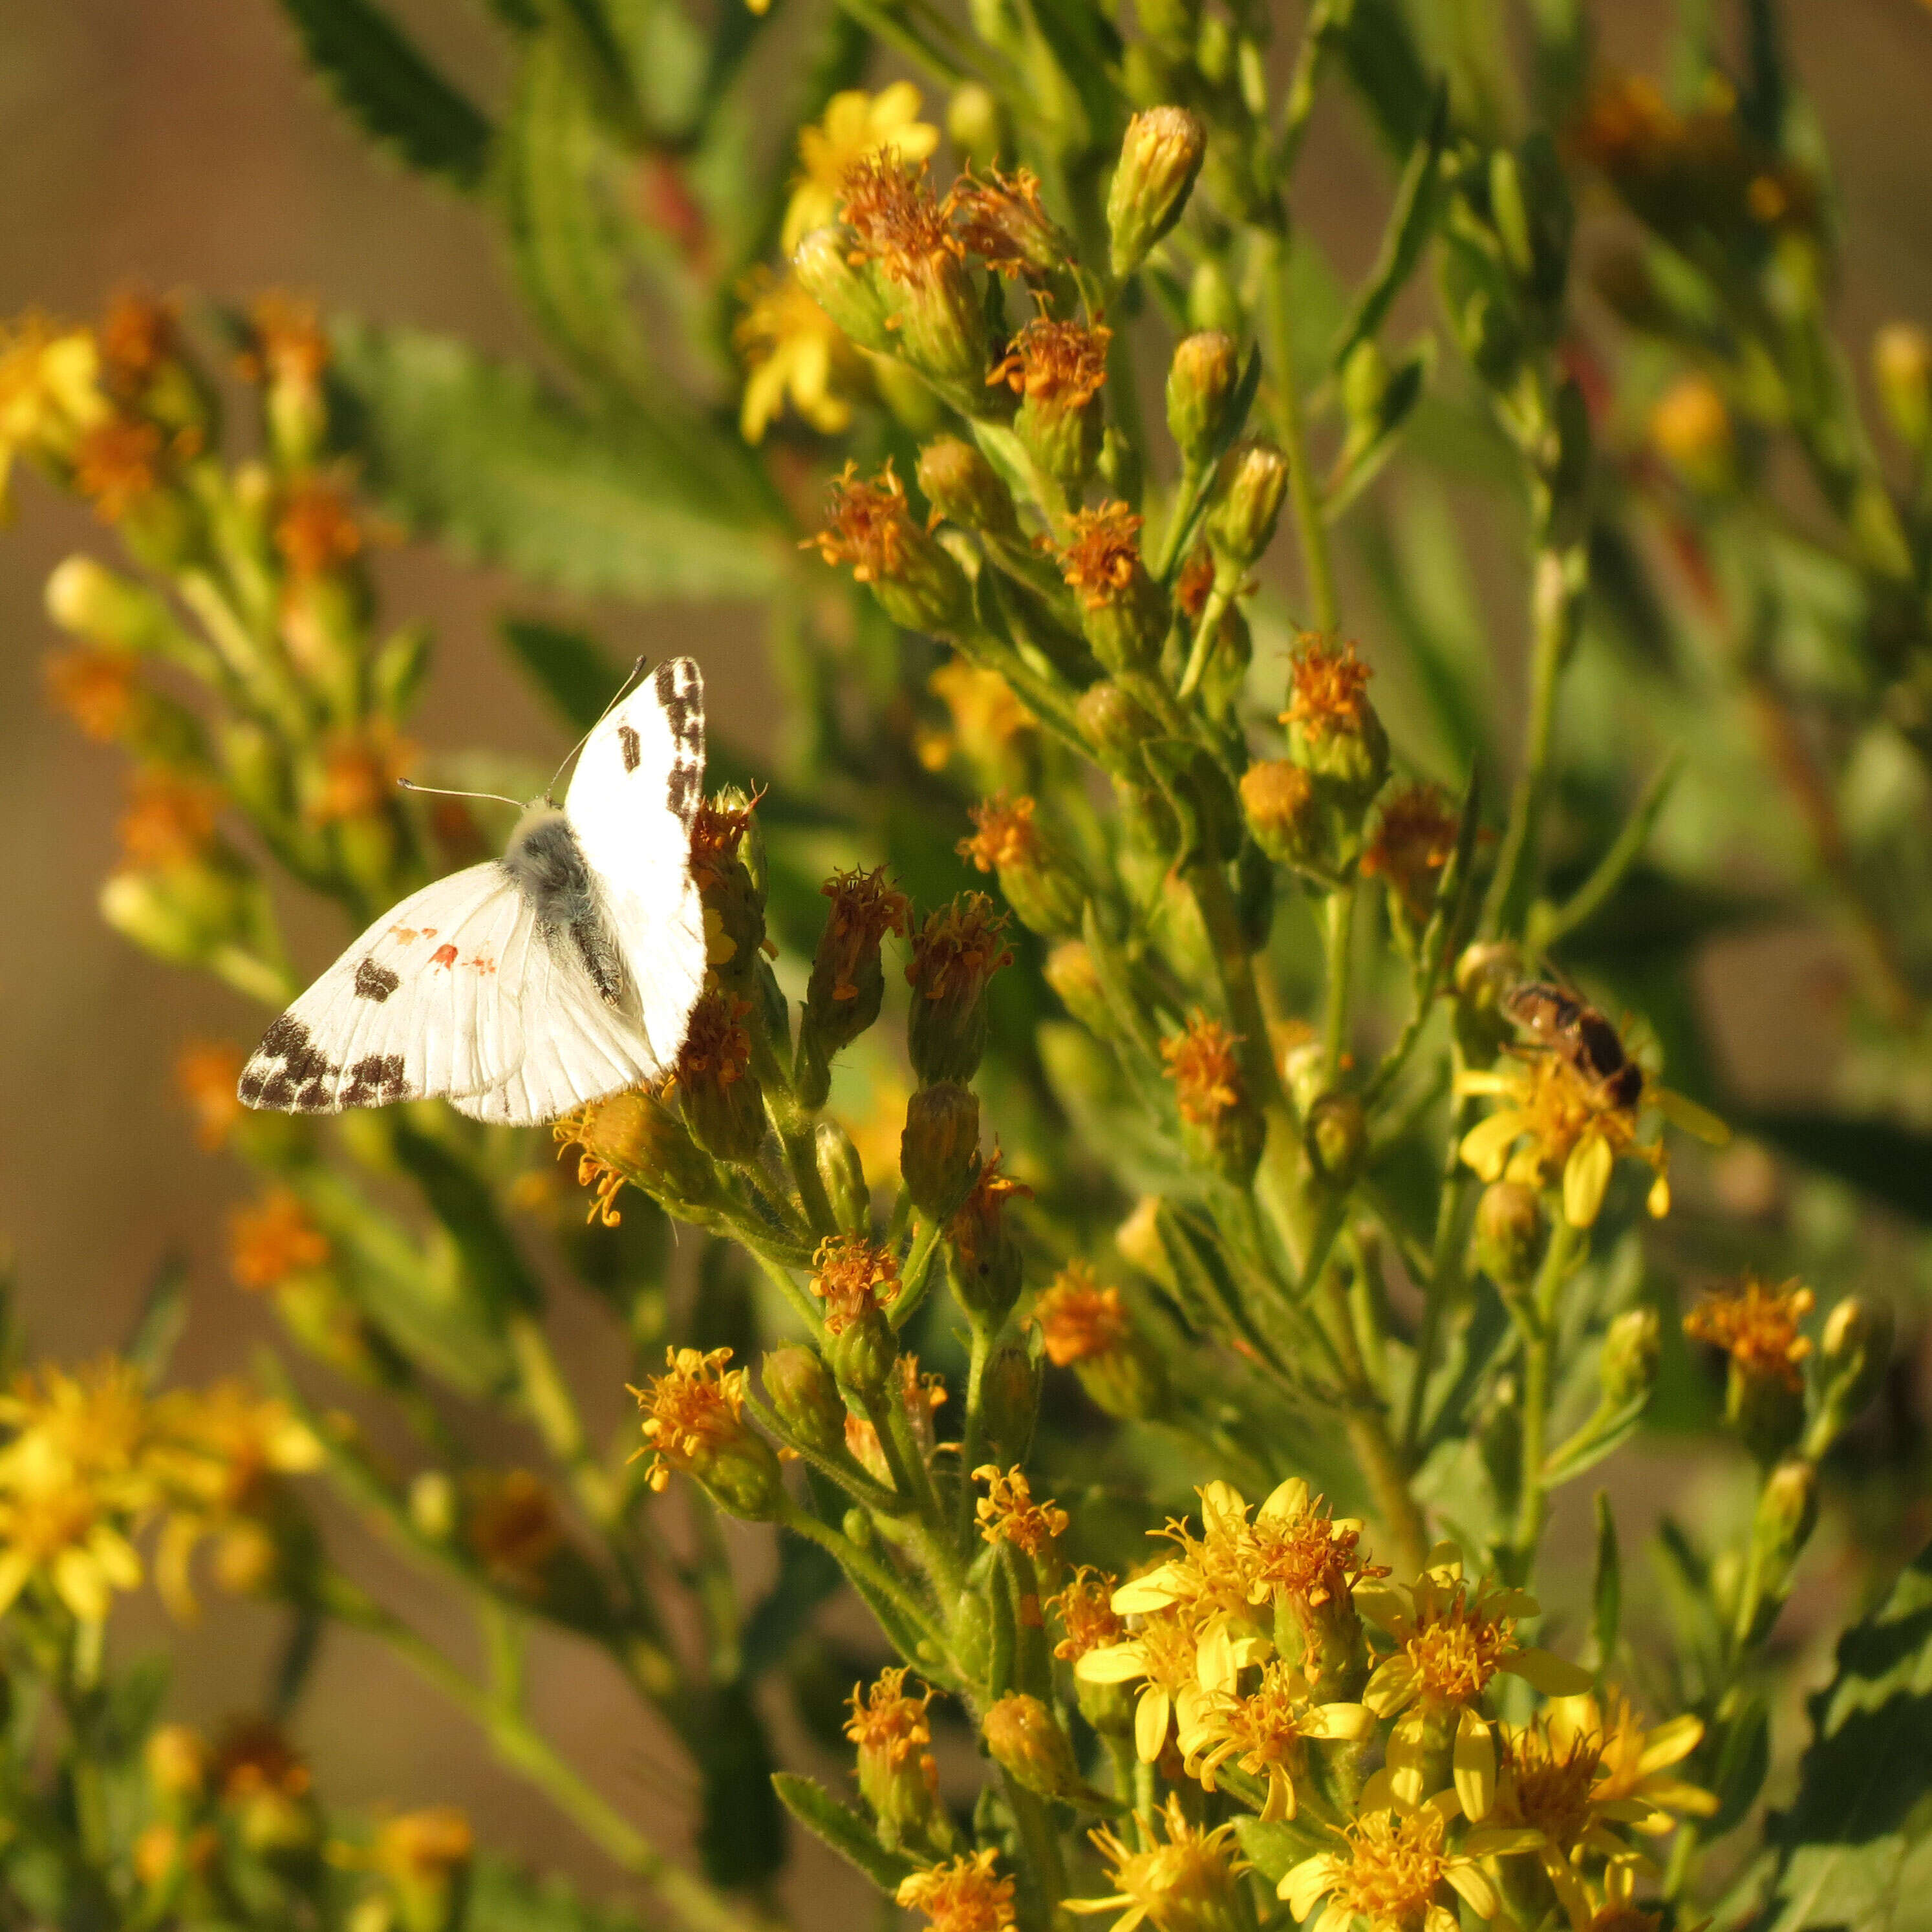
top-left (501, 803), bottom-right (627, 1006)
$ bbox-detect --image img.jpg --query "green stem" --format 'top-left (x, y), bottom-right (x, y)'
top-left (778, 1505), bottom-right (952, 1666)
top-left (1261, 231), bottom-right (1340, 633)
top-left (1485, 546), bottom-right (1583, 939)
top-left (1175, 582), bottom-right (1232, 700)
top-left (1506, 1215), bottom-right (1585, 1583)
top-left (1320, 882), bottom-right (1358, 1081)
top-left (1401, 1095), bottom-right (1477, 1460)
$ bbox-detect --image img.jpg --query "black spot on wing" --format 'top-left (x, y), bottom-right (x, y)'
top-left (239, 1013), bottom-right (410, 1113)
top-left (652, 658), bottom-right (704, 753)
top-left (667, 758), bottom-right (702, 823)
top-left (617, 723), bottom-right (641, 773)
top-left (342, 1053), bottom-right (412, 1108)
top-left (354, 956), bottom-right (401, 1002)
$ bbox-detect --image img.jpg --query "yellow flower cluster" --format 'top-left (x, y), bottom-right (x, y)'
top-left (0, 1360), bottom-right (319, 1626)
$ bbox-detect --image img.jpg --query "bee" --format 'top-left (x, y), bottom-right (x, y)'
top-left (1502, 980), bottom-right (1644, 1112)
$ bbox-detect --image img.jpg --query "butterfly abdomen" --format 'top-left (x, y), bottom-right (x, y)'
top-left (502, 806), bottom-right (628, 1007)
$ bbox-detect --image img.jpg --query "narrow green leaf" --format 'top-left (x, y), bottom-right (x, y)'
top-left (1530, 753), bottom-right (1684, 952)
top-left (1333, 0), bottom-right (1436, 156)
top-left (1232, 1814), bottom-right (1335, 1882)
top-left (1331, 86), bottom-right (1449, 370)
top-left (770, 1775), bottom-right (916, 1894)
top-left (273, 0), bottom-right (493, 189)
top-left (327, 319), bottom-right (786, 603)
top-left (1758, 1541), bottom-right (1932, 1932)
top-left (1590, 1488), bottom-right (1621, 1671)
top-left (123, 1252), bottom-right (190, 1377)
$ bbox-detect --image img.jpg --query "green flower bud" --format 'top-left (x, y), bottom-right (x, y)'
top-left (1601, 1305), bottom-right (1662, 1409)
top-left (1188, 256), bottom-right (1243, 337)
top-left (407, 1470), bottom-right (457, 1543)
top-left (1304, 1091), bottom-right (1367, 1191)
top-left (793, 226), bottom-right (896, 354)
top-left (1811, 1296), bottom-right (1894, 1452)
top-left (1474, 1181), bottom-right (1547, 1291)
top-left (1452, 941), bottom-right (1521, 1063)
top-left (900, 1082), bottom-right (982, 1220)
top-left (1239, 758), bottom-right (1322, 870)
top-left (1059, 503), bottom-right (1168, 675)
top-left (809, 460), bottom-right (971, 634)
top-left (45, 553), bottom-right (178, 651)
top-left (1044, 941), bottom-right (1111, 1036)
top-left (982, 1694), bottom-right (1088, 1801)
top-left (761, 1344), bottom-right (847, 1457)
top-left (1166, 330), bottom-right (1240, 469)
top-left (918, 435), bottom-right (1019, 538)
top-left (824, 1306), bottom-right (896, 1404)
top-left (1076, 678), bottom-right (1160, 775)
top-left (1115, 1196), bottom-right (1177, 1292)
top-left (1106, 107), bottom-right (1205, 279)
top-left (978, 1342), bottom-right (1039, 1467)
top-left (1754, 1456), bottom-right (1819, 1572)
top-left (906, 894), bottom-right (1013, 1086)
top-left (958, 793), bottom-right (1086, 939)
top-left (1205, 438), bottom-right (1290, 588)
top-left (1874, 323), bottom-right (1932, 451)
top-left (815, 1120), bottom-right (872, 1235)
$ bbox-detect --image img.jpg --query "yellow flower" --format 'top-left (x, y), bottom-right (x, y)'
top-left (1175, 1659), bottom-right (1375, 1821)
top-left (1356, 1543), bottom-right (1593, 1817)
top-left (735, 269), bottom-right (859, 443)
top-left (1684, 1277), bottom-right (1814, 1391)
top-left (1455, 1042), bottom-right (1726, 1230)
top-left (1464, 1697), bottom-right (1717, 1930)
top-left (1280, 1790), bottom-right (1499, 1932)
top-left (0, 1358), bottom-right (151, 1491)
top-left (783, 83), bottom-right (941, 253)
top-left (897, 1849), bottom-right (1016, 1932)
top-left (972, 1464), bottom-right (1068, 1559)
top-left (1075, 1602), bottom-right (1220, 1763)
top-left (1068, 1797), bottom-right (1249, 1932)
top-left (0, 313), bottom-right (108, 510)
top-left (0, 1476), bottom-right (144, 1623)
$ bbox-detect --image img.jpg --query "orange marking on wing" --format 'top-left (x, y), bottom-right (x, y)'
top-left (466, 953), bottom-right (497, 975)
top-left (389, 925), bottom-right (419, 945)
top-left (420, 928), bottom-right (438, 939)
top-left (430, 943), bottom-right (459, 968)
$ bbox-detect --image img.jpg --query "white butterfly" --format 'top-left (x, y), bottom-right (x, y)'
top-left (239, 658), bottom-right (708, 1126)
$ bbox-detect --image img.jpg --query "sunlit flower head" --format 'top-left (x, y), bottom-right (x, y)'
top-left (1280, 1792), bottom-right (1498, 1932)
top-left (1051, 1565), bottom-right (1127, 1661)
top-left (839, 155), bottom-right (961, 286)
top-left (784, 83), bottom-right (940, 254)
top-left (811, 1232), bottom-right (901, 1335)
top-left (735, 268), bottom-right (859, 443)
top-left (1075, 1604), bottom-right (1220, 1762)
top-left (907, 893), bottom-right (1013, 1005)
top-left (175, 1040), bottom-right (246, 1151)
top-left (1176, 1659), bottom-right (1375, 1821)
top-left (1357, 1543), bottom-right (1591, 1816)
top-left (1684, 1277), bottom-right (1814, 1391)
top-left (274, 475), bottom-right (361, 580)
top-left (628, 1346), bottom-right (753, 1494)
top-left (973, 1463), bottom-right (1067, 1558)
top-left (897, 1848), bottom-right (1016, 1932)
top-left (817, 865), bottom-right (911, 1002)
top-left (1362, 782), bottom-right (1460, 927)
top-left (1068, 1797), bottom-right (1248, 1932)
top-left (1034, 1261), bottom-right (1128, 1367)
top-left (0, 1477), bottom-right (144, 1624)
top-left (959, 793), bottom-right (1040, 874)
top-left (44, 645), bottom-right (138, 742)
top-left (1058, 502), bottom-right (1145, 609)
top-left (117, 767), bottom-right (220, 871)
top-left (1282, 638), bottom-right (1373, 742)
top-left (952, 167), bottom-right (1063, 283)
top-left (74, 414), bottom-right (166, 521)
top-left (987, 316), bottom-right (1111, 410)
top-left (228, 1189), bottom-right (330, 1292)
top-left (673, 987), bottom-right (753, 1094)
top-left (808, 458), bottom-right (921, 583)
top-left (1161, 1013), bottom-right (1243, 1126)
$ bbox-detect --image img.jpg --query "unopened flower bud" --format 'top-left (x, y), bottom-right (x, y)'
top-left (147, 1724), bottom-right (210, 1807)
top-left (918, 435), bottom-right (1019, 538)
top-left (1453, 940), bottom-right (1520, 1062)
top-left (1874, 323), bottom-right (1932, 451)
top-left (563, 1087), bottom-right (721, 1221)
top-left (761, 1344), bottom-right (847, 1457)
top-left (1115, 1196), bottom-right (1176, 1291)
top-left (1240, 759), bottom-right (1322, 870)
top-left (847, 1669), bottom-right (942, 1849)
top-left (958, 793), bottom-right (1084, 938)
top-left (1205, 439), bottom-right (1289, 585)
top-left (408, 1470), bottom-right (457, 1543)
top-left (45, 553), bottom-right (174, 651)
top-left (1754, 1456), bottom-right (1819, 1572)
top-left (1188, 255), bottom-right (1243, 337)
top-left (799, 866), bottom-right (912, 1106)
top-left (1044, 941), bottom-right (1111, 1036)
top-left (901, 1082), bottom-right (982, 1221)
top-left (1166, 331), bottom-right (1240, 469)
top-left (907, 894), bottom-right (1013, 1085)
top-left (1812, 1295), bottom-right (1894, 1452)
top-left (1649, 372), bottom-right (1735, 495)
top-left (816, 1119), bottom-right (872, 1234)
top-left (982, 1695), bottom-right (1089, 1801)
top-left (1475, 1181), bottom-right (1547, 1291)
top-left (1107, 107), bottom-right (1205, 279)
top-left (1076, 679), bottom-right (1159, 773)
top-left (793, 226), bottom-right (896, 354)
top-left (978, 1342), bottom-right (1039, 1467)
top-left (1601, 1305), bottom-right (1662, 1408)
top-left (376, 1808), bottom-right (473, 1932)
top-left (1304, 1091), bottom-right (1366, 1190)
top-left (947, 83), bottom-right (1007, 166)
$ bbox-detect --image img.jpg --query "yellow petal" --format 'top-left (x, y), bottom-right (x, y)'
top-left (1444, 1860), bottom-right (1499, 1920)
top-left (1647, 1168), bottom-right (1671, 1218)
top-left (1362, 1655), bottom-right (1421, 1717)
top-left (1262, 1766), bottom-right (1295, 1823)
top-left (1260, 1476), bottom-right (1309, 1523)
top-left (1635, 1713), bottom-right (1704, 1774)
top-left (1454, 1710), bottom-right (1497, 1821)
top-left (1651, 1086), bottom-right (1730, 1145)
top-left (1453, 1068), bottom-right (1521, 1097)
top-left (1461, 1110), bottom-right (1529, 1181)
top-left (1111, 1565), bottom-right (1188, 1613)
top-left (1196, 1623), bottom-right (1238, 1693)
top-left (1281, 1858), bottom-right (1339, 1916)
top-left (1640, 1776), bottom-right (1720, 1817)
top-left (1463, 1827), bottom-right (1544, 1858)
top-left (1504, 1647), bottom-right (1595, 1696)
top-left (1303, 1702), bottom-right (1377, 1743)
top-left (1076, 1642), bottom-right (1150, 1683)
top-left (1135, 1685), bottom-right (1171, 1763)
top-left (1352, 1580), bottom-right (1410, 1635)
top-left (52, 1548), bottom-right (111, 1625)
top-left (1563, 1132), bottom-right (1614, 1228)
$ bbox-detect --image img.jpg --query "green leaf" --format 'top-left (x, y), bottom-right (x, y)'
top-left (1331, 87), bottom-right (1448, 371)
top-left (1757, 1541), bottom-right (1932, 1932)
top-left (770, 1775), bottom-right (916, 1894)
top-left (1232, 1814), bottom-right (1334, 1883)
top-left (327, 319), bottom-right (786, 603)
top-left (1589, 1488), bottom-right (1621, 1671)
top-left (1745, 1111), bottom-right (1932, 1227)
top-left (272, 0), bottom-right (493, 189)
top-left (1333, 0), bottom-right (1436, 155)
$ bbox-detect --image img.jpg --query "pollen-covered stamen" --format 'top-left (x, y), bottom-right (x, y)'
top-left (1282, 637), bottom-right (1374, 741)
top-left (1406, 1589), bottom-right (1517, 1706)
top-left (1684, 1276), bottom-right (1815, 1391)
top-left (808, 459), bottom-right (921, 583)
top-left (959, 793), bottom-right (1040, 874)
top-left (973, 1464), bottom-right (1068, 1558)
top-left (1501, 1721), bottom-right (1603, 1856)
top-left (1034, 1261), bottom-right (1128, 1367)
top-left (987, 317), bottom-right (1111, 409)
top-left (1058, 502), bottom-right (1145, 609)
top-left (839, 156), bottom-right (961, 284)
top-left (1051, 1566), bottom-right (1127, 1661)
top-left (1330, 1807), bottom-right (1454, 1928)
top-left (629, 1346), bottom-right (751, 1493)
top-left (811, 1233), bottom-right (902, 1335)
top-left (1161, 1013), bottom-right (1243, 1126)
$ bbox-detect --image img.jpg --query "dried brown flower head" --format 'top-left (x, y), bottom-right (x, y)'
top-left (987, 316), bottom-right (1111, 409)
top-left (1362, 782), bottom-right (1460, 925)
top-left (1282, 638), bottom-right (1373, 742)
top-left (840, 156), bottom-right (961, 284)
top-left (1684, 1277), bottom-right (1815, 1391)
top-left (818, 866), bottom-right (911, 999)
top-left (1058, 502), bottom-right (1145, 609)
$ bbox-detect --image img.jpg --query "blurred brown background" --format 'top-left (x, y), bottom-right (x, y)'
top-left (4, 0), bottom-right (1932, 1907)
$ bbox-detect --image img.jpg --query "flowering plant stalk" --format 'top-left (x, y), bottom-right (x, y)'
top-left (3, 3), bottom-right (1930, 1931)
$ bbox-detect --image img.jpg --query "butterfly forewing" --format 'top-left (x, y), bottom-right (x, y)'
top-left (564, 657), bottom-right (707, 1070)
top-left (237, 865), bottom-right (530, 1112)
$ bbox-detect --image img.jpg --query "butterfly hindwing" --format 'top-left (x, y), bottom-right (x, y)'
top-left (238, 864), bottom-right (531, 1113)
top-left (564, 656), bottom-right (707, 1071)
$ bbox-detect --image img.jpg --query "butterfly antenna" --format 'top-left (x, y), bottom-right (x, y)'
top-left (396, 779), bottom-right (526, 810)
top-left (544, 656), bottom-right (648, 803)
